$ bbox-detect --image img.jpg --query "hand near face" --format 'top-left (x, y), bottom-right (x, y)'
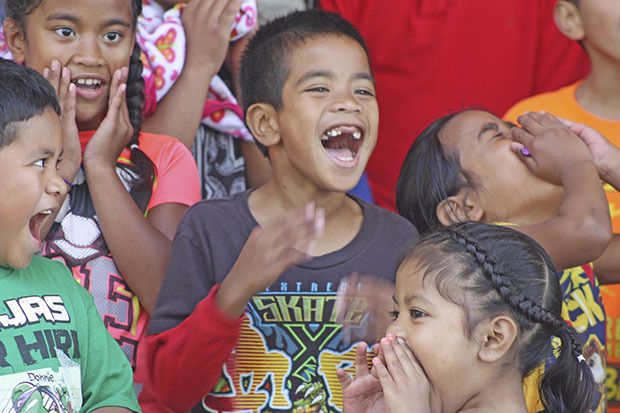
top-left (558, 117), bottom-right (620, 189)
top-left (510, 111), bottom-right (593, 185)
top-left (337, 342), bottom-right (388, 413)
top-left (373, 335), bottom-right (432, 413)
top-left (337, 272), bottom-right (395, 344)
top-left (182, 0), bottom-right (243, 73)
top-left (82, 67), bottom-right (133, 168)
top-left (43, 59), bottom-right (81, 180)
top-left (216, 202), bottom-right (325, 318)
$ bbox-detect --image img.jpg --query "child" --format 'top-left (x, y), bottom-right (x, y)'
top-left (340, 222), bottom-right (596, 413)
top-left (144, 9), bottom-right (418, 413)
top-left (2, 0), bottom-right (200, 377)
top-left (0, 58), bottom-right (139, 413)
top-left (396, 109), bottom-right (615, 412)
top-left (138, 0), bottom-right (273, 197)
top-left (504, 1), bottom-right (620, 407)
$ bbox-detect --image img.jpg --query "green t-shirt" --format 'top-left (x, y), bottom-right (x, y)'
top-left (0, 256), bottom-right (140, 413)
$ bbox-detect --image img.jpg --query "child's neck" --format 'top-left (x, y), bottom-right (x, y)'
top-left (249, 177), bottom-right (364, 256)
top-left (577, 55), bottom-right (620, 120)
top-left (457, 369), bottom-right (527, 413)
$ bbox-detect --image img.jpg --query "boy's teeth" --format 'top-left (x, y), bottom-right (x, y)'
top-left (352, 131), bottom-right (361, 140)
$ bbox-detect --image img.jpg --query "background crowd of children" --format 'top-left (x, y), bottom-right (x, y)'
top-left (0, 0), bottom-right (618, 412)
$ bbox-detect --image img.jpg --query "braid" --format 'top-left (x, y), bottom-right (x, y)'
top-left (447, 228), bottom-right (565, 332)
top-left (121, 0), bottom-right (155, 191)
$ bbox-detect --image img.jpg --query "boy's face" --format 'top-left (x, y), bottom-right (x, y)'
top-left (0, 109), bottom-right (67, 269)
top-left (569, 0), bottom-right (620, 62)
top-left (4, 0), bottom-right (135, 130)
top-left (274, 34), bottom-right (378, 192)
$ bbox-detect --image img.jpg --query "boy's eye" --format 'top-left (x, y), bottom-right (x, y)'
top-left (355, 88), bottom-right (375, 97)
top-left (409, 308), bottom-right (426, 319)
top-left (306, 86), bottom-right (329, 93)
top-left (103, 32), bottom-right (123, 43)
top-left (388, 310), bottom-right (399, 321)
top-left (33, 159), bottom-right (46, 168)
top-left (54, 27), bottom-right (76, 38)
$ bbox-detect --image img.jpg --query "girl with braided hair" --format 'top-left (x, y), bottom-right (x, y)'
top-left (2, 0), bottom-right (200, 385)
top-left (393, 109), bottom-right (619, 411)
top-left (341, 222), bottom-right (596, 413)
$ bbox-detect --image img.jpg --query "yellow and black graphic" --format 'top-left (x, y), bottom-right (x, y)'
top-left (205, 289), bottom-right (367, 413)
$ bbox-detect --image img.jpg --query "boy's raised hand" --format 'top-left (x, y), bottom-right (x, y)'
top-left (83, 67), bottom-right (133, 167)
top-left (43, 60), bottom-right (81, 180)
top-left (182, 0), bottom-right (243, 75)
top-left (216, 203), bottom-right (325, 319)
top-left (374, 335), bottom-right (432, 413)
top-left (510, 111), bottom-right (593, 185)
top-left (337, 342), bottom-right (387, 413)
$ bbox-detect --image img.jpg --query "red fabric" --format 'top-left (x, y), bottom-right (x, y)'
top-left (140, 285), bottom-right (243, 412)
top-left (320, 0), bottom-right (589, 210)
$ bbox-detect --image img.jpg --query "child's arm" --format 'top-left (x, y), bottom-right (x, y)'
top-left (83, 68), bottom-right (195, 313)
top-left (145, 203), bottom-right (324, 410)
top-left (142, 0), bottom-right (242, 148)
top-left (510, 112), bottom-right (612, 270)
top-left (559, 119), bottom-right (620, 283)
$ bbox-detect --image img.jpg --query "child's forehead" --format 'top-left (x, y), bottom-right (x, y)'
top-left (34, 0), bottom-right (133, 21)
top-left (287, 34), bottom-right (370, 70)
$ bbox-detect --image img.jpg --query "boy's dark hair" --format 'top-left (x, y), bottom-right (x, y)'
top-left (405, 222), bottom-right (596, 412)
top-left (6, 0), bottom-right (154, 190)
top-left (240, 9), bottom-right (370, 155)
top-left (396, 111), bottom-right (476, 234)
top-left (0, 58), bottom-right (61, 148)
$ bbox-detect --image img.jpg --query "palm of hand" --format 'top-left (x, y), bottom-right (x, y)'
top-left (343, 374), bottom-right (388, 413)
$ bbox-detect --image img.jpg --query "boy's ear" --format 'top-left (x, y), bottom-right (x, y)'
top-left (3, 18), bottom-right (27, 64)
top-left (554, 0), bottom-right (585, 41)
top-left (476, 315), bottom-right (519, 363)
top-left (245, 103), bottom-right (281, 149)
top-left (436, 187), bottom-right (484, 226)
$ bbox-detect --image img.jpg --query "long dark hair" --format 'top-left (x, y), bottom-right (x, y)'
top-left (404, 222), bottom-right (595, 412)
top-left (396, 111), bottom-right (474, 234)
top-left (6, 0), bottom-right (155, 190)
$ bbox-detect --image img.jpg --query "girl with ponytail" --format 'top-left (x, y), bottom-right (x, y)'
top-left (2, 0), bottom-right (200, 379)
top-left (341, 222), bottom-right (596, 412)
top-left (388, 109), bottom-right (617, 411)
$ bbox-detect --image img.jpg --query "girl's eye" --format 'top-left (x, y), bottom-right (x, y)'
top-left (388, 310), bottom-right (399, 321)
top-left (54, 27), bottom-right (75, 38)
top-left (103, 32), bottom-right (123, 43)
top-left (33, 159), bottom-right (46, 168)
top-left (409, 308), bottom-right (426, 319)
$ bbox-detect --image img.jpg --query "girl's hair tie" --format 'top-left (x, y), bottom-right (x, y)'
top-left (63, 178), bottom-right (73, 189)
top-left (130, 144), bottom-right (139, 150)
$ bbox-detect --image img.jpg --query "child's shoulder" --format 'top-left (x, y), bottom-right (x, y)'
top-left (357, 198), bottom-right (419, 243)
top-left (504, 80), bottom-right (582, 122)
top-left (179, 190), bottom-right (252, 232)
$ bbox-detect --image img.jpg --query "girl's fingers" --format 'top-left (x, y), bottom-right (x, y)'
top-left (372, 356), bottom-right (394, 387)
top-left (510, 125), bottom-right (534, 147)
top-left (392, 337), bottom-right (423, 377)
top-left (58, 67), bottom-right (71, 103)
top-left (354, 342), bottom-right (369, 378)
top-left (516, 112), bottom-right (545, 135)
top-left (381, 337), bottom-right (405, 381)
top-left (336, 369), bottom-right (353, 389)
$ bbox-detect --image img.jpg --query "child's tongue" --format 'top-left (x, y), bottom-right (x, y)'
top-left (28, 213), bottom-right (46, 242)
top-left (325, 147), bottom-right (354, 161)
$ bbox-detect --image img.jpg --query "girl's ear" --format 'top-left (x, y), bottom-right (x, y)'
top-left (3, 18), bottom-right (27, 64)
top-left (554, 0), bottom-right (585, 41)
top-left (245, 103), bottom-right (281, 149)
top-left (476, 315), bottom-right (519, 363)
top-left (436, 187), bottom-right (484, 226)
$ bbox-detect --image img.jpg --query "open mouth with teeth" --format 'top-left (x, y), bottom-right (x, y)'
top-left (320, 125), bottom-right (363, 163)
top-left (72, 78), bottom-right (103, 89)
top-left (29, 209), bottom-right (53, 242)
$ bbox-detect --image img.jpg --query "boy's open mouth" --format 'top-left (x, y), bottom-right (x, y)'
top-left (29, 209), bottom-right (53, 242)
top-left (320, 125), bottom-right (364, 163)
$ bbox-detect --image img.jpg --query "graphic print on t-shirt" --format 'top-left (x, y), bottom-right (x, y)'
top-left (41, 167), bottom-right (151, 368)
top-left (202, 280), bottom-right (368, 413)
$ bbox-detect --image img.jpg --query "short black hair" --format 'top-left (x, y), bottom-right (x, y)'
top-left (240, 9), bottom-right (370, 154)
top-left (0, 58), bottom-right (61, 148)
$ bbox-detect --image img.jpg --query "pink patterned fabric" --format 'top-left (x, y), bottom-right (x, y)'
top-left (138, 0), bottom-right (256, 142)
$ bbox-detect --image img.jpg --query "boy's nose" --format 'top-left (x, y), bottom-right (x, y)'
top-left (331, 94), bottom-right (362, 113)
top-left (47, 172), bottom-right (69, 198)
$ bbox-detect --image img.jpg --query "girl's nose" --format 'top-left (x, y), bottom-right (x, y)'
top-left (386, 321), bottom-right (406, 339)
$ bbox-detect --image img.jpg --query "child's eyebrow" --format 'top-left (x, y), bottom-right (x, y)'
top-left (102, 18), bottom-right (132, 29)
top-left (477, 122), bottom-right (499, 139)
top-left (46, 13), bottom-right (80, 23)
top-left (295, 70), bottom-right (374, 86)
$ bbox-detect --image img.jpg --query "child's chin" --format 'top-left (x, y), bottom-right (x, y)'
top-left (3, 253), bottom-right (33, 270)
